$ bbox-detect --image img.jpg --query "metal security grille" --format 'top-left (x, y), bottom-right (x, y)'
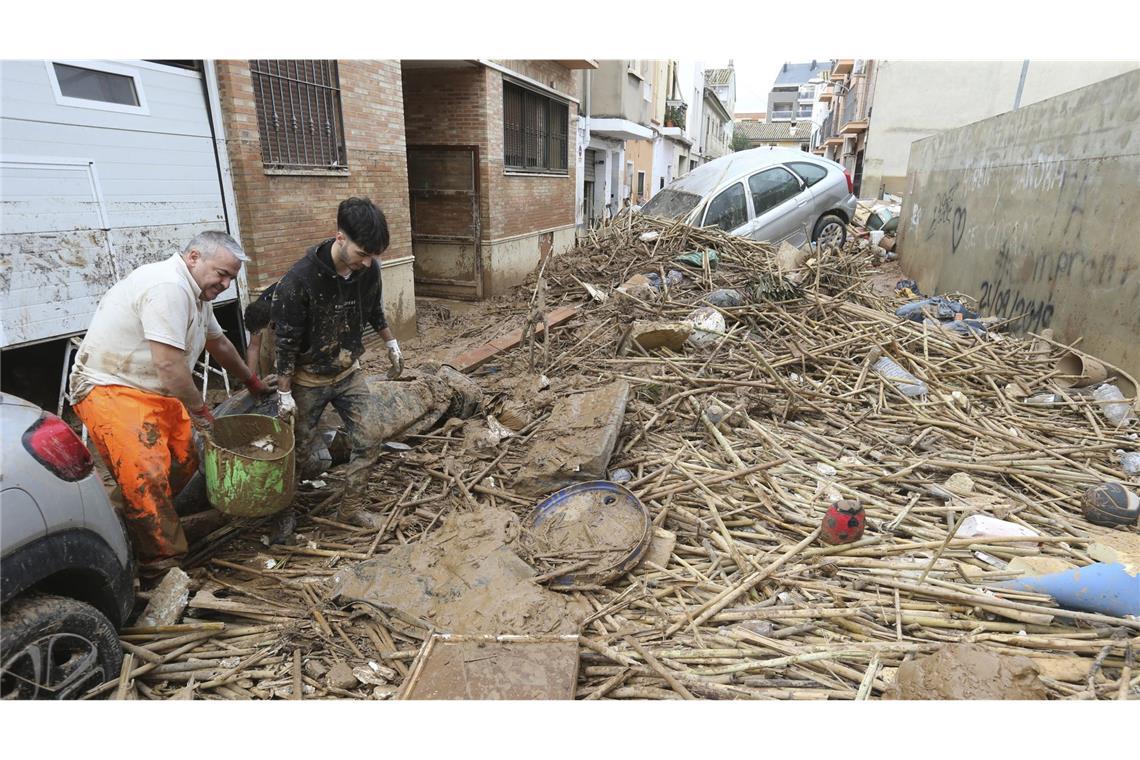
top-left (249, 60), bottom-right (347, 170)
top-left (503, 81), bottom-right (568, 173)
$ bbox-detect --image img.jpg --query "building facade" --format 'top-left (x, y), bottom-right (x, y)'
top-left (767, 61), bottom-right (828, 122)
top-left (579, 60), bottom-right (654, 225)
top-left (811, 59), bottom-right (874, 197)
top-left (402, 59), bottom-right (589, 298)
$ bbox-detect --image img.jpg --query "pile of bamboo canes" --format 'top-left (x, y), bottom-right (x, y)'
top-left (93, 215), bottom-right (1139, 701)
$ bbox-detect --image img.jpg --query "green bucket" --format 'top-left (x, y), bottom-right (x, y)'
top-left (203, 414), bottom-right (295, 518)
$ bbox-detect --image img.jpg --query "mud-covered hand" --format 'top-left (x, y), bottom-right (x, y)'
top-left (277, 390), bottom-right (296, 425)
top-left (189, 404), bottom-right (216, 434)
top-left (244, 372), bottom-right (273, 398)
top-left (385, 339), bottom-right (403, 380)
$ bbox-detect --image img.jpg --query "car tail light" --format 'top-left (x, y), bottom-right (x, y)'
top-left (843, 170), bottom-right (854, 195)
top-left (22, 413), bottom-right (93, 481)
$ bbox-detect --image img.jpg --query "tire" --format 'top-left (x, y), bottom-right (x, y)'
top-left (1, 594), bottom-right (122, 700)
top-left (812, 213), bottom-right (847, 250)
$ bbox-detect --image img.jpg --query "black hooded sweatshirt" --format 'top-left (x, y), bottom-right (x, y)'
top-left (271, 239), bottom-right (388, 379)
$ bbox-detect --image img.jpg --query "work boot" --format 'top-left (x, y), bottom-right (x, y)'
top-left (138, 557), bottom-right (183, 587)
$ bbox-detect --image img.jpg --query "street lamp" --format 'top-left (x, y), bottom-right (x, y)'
top-left (807, 75), bottom-right (851, 96)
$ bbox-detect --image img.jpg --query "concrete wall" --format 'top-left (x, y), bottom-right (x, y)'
top-left (863, 60), bottom-right (1140, 199)
top-left (897, 69), bottom-right (1140, 381)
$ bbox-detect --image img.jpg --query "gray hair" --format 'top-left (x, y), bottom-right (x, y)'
top-left (183, 230), bottom-right (249, 263)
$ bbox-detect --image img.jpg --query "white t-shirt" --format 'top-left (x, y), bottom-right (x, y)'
top-left (70, 254), bottom-right (225, 401)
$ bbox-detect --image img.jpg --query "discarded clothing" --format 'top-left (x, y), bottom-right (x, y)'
top-left (896, 296), bottom-right (978, 323)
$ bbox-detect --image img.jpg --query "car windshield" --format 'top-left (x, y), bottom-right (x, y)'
top-left (640, 188), bottom-right (703, 220)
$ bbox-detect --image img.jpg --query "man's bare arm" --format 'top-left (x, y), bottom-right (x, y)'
top-left (148, 341), bottom-right (203, 411)
top-left (206, 334), bottom-right (254, 383)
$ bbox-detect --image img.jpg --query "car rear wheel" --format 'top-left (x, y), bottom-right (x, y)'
top-left (1, 594), bottom-right (122, 699)
top-left (812, 214), bottom-right (847, 249)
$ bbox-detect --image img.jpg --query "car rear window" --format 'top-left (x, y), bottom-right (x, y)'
top-left (640, 188), bottom-right (703, 220)
top-left (787, 161), bottom-right (829, 188)
top-left (703, 183), bottom-right (748, 231)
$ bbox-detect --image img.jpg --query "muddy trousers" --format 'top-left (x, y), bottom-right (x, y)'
top-left (293, 370), bottom-right (382, 518)
top-left (74, 385), bottom-right (196, 563)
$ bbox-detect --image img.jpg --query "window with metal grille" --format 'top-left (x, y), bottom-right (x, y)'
top-left (249, 60), bottom-right (347, 171)
top-left (503, 81), bottom-right (569, 174)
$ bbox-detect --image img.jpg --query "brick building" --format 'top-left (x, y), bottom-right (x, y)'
top-left (214, 60), bottom-right (417, 336)
top-left (401, 59), bottom-right (593, 298)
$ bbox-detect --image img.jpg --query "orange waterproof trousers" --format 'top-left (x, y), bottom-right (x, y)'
top-left (73, 385), bottom-right (197, 563)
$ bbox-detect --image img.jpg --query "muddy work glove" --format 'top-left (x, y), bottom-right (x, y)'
top-left (188, 404), bottom-right (216, 434)
top-left (277, 390), bottom-right (296, 426)
top-left (244, 372), bottom-right (272, 398)
top-left (385, 339), bottom-right (403, 380)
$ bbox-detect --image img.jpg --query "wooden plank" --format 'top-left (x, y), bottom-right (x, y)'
top-left (448, 305), bottom-right (579, 372)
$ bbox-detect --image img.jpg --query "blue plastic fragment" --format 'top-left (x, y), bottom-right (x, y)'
top-left (995, 562), bottom-right (1140, 618)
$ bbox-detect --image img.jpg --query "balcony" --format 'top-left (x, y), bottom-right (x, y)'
top-left (818, 87), bottom-right (833, 103)
top-left (839, 85), bottom-right (869, 134)
top-left (832, 59), bottom-right (854, 75)
top-left (769, 109), bottom-right (793, 121)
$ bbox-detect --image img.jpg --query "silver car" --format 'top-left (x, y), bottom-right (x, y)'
top-left (639, 147), bottom-right (858, 248)
top-left (1, 393), bottom-right (134, 699)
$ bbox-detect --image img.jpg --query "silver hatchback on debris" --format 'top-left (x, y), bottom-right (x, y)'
top-left (639, 147), bottom-right (858, 249)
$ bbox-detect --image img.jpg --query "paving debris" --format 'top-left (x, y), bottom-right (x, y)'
top-left (101, 215), bottom-right (1140, 701)
top-left (137, 568), bottom-right (191, 628)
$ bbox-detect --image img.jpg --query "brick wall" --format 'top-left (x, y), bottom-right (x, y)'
top-left (215, 60), bottom-right (414, 293)
top-left (402, 63), bottom-right (577, 245)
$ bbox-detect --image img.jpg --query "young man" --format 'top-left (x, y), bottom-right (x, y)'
top-left (69, 231), bottom-right (271, 573)
top-left (272, 197), bottom-right (403, 529)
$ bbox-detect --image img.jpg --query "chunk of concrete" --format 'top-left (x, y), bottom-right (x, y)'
top-left (629, 321), bottom-right (693, 352)
top-left (138, 568), bottom-right (191, 627)
top-left (327, 662), bottom-right (358, 691)
top-left (513, 381), bottom-right (630, 496)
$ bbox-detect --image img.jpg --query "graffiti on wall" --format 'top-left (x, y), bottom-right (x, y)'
top-left (921, 181), bottom-right (967, 253)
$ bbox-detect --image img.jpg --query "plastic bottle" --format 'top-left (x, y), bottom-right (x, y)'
top-left (873, 356), bottom-right (928, 398)
top-left (1093, 383), bottom-right (1137, 426)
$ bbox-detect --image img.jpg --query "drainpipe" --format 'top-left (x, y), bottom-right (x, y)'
top-left (1013, 59), bottom-right (1030, 110)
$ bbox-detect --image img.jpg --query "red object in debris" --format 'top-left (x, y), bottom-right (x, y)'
top-left (821, 499), bottom-right (865, 545)
top-left (843, 170), bottom-right (854, 195)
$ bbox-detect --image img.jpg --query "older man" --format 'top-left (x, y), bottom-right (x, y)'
top-left (69, 231), bottom-right (270, 573)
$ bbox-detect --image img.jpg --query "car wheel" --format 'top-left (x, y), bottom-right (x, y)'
top-left (1, 594), bottom-right (122, 699)
top-left (812, 214), bottom-right (847, 249)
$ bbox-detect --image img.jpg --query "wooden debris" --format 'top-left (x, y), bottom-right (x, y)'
top-left (93, 216), bottom-right (1140, 701)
